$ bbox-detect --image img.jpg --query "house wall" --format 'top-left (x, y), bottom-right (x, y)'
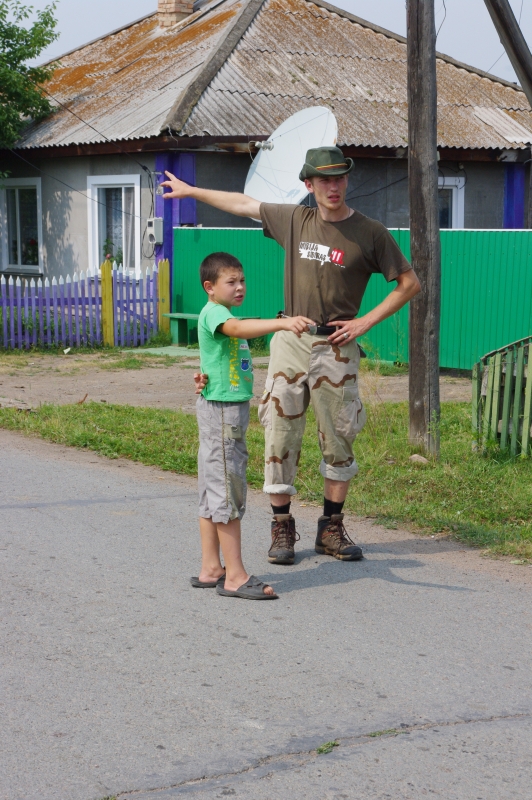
top-left (196, 152), bottom-right (261, 228)
top-left (347, 159), bottom-right (410, 227)
top-left (445, 160), bottom-right (505, 229)
top-left (195, 154), bottom-right (504, 230)
top-left (0, 153), bottom-right (155, 279)
top-left (0, 148), bottom-right (513, 283)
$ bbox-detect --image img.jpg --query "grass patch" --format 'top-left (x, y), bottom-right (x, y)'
top-left (316, 740), bottom-right (339, 754)
top-left (0, 403), bottom-right (198, 474)
top-left (359, 359), bottom-right (408, 377)
top-left (139, 329), bottom-right (173, 348)
top-left (98, 353), bottom-right (182, 370)
top-left (368, 729), bottom-right (405, 738)
top-left (1, 401), bottom-right (531, 558)
top-left (0, 348), bottom-right (182, 374)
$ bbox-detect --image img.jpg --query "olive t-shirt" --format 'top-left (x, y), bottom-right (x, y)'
top-left (198, 301), bottom-right (253, 403)
top-left (260, 204), bottom-right (412, 323)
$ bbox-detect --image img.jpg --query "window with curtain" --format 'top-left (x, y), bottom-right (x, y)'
top-left (97, 185), bottom-right (135, 269)
top-left (5, 185), bottom-right (39, 268)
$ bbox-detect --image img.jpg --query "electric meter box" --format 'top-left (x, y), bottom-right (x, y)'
top-left (147, 217), bottom-right (163, 245)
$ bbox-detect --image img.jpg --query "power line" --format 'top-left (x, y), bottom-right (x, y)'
top-left (21, 74), bottom-right (158, 257)
top-left (7, 146), bottom-right (149, 223)
top-left (9, 75), bottom-right (165, 259)
top-left (26, 76), bottom-right (155, 179)
top-left (346, 174), bottom-right (408, 201)
top-left (436, 0), bottom-right (447, 40)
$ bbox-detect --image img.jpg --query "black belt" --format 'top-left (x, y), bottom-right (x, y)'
top-left (276, 313), bottom-right (365, 356)
top-left (311, 325), bottom-right (338, 336)
top-left (309, 325), bottom-right (367, 357)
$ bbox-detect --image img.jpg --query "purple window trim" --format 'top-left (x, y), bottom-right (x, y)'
top-left (503, 163), bottom-right (525, 230)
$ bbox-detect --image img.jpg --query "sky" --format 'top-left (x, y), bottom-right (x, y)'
top-left (26, 0), bottom-right (532, 85)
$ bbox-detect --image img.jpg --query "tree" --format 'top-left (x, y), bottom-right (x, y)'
top-left (0, 0), bottom-right (58, 151)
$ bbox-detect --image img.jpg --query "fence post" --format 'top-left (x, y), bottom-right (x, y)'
top-left (101, 260), bottom-right (114, 346)
top-left (158, 259), bottom-right (170, 332)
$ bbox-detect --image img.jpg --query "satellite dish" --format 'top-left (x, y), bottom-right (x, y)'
top-left (245, 106), bottom-right (337, 207)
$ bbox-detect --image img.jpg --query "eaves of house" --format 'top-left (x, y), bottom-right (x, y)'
top-left (11, 0), bottom-right (532, 162)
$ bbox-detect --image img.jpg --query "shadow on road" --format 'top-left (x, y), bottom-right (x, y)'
top-left (260, 550), bottom-right (473, 594)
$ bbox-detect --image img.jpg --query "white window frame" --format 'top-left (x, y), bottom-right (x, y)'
top-left (87, 174), bottom-right (141, 272)
top-left (438, 175), bottom-right (465, 229)
top-left (0, 177), bottom-right (43, 273)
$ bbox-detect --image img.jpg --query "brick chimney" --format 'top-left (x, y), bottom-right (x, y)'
top-left (158, 0), bottom-right (194, 27)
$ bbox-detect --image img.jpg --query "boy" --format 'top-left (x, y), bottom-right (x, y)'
top-left (191, 252), bottom-right (313, 600)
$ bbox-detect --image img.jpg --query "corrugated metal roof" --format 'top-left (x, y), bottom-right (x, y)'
top-left (17, 0), bottom-right (245, 148)
top-left (182, 0), bottom-right (532, 148)
top-left (16, 0), bottom-right (532, 151)
top-left (473, 106), bottom-right (532, 143)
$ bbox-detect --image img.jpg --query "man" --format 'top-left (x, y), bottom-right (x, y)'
top-left (162, 146), bottom-right (420, 565)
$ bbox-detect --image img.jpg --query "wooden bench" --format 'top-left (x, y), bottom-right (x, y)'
top-left (163, 313), bottom-right (199, 345)
top-left (163, 312), bottom-right (260, 346)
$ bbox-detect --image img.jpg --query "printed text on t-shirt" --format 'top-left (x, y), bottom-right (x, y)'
top-left (298, 241), bottom-right (345, 267)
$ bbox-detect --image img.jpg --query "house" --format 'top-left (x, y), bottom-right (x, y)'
top-left (2, 0), bottom-right (532, 281)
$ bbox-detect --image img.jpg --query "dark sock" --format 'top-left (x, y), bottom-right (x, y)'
top-left (323, 498), bottom-right (344, 518)
top-left (272, 501), bottom-right (291, 516)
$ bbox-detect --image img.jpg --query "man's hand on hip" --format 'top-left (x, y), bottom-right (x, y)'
top-left (327, 318), bottom-right (370, 347)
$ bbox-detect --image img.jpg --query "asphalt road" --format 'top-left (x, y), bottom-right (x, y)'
top-left (1, 430), bottom-right (531, 800)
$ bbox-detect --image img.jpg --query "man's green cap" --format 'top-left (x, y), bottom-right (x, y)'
top-left (299, 146), bottom-right (354, 181)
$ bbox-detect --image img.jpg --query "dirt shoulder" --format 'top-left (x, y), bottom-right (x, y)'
top-left (0, 351), bottom-right (472, 411)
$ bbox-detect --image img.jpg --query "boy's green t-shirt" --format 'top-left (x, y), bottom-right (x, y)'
top-left (198, 301), bottom-right (254, 402)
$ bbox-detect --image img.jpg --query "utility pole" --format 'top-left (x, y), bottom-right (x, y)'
top-left (484, 0), bottom-right (532, 101)
top-left (483, 1), bottom-right (532, 228)
top-left (407, 0), bottom-right (441, 456)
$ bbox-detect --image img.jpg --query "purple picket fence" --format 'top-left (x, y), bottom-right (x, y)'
top-left (112, 266), bottom-right (158, 348)
top-left (0, 266), bottom-right (159, 350)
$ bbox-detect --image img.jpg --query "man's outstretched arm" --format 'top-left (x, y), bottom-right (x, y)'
top-left (160, 171), bottom-right (261, 220)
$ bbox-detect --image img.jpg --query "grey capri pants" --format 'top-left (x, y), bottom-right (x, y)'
top-left (196, 395), bottom-right (249, 524)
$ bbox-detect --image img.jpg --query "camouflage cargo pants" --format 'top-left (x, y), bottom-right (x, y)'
top-left (258, 330), bottom-right (366, 495)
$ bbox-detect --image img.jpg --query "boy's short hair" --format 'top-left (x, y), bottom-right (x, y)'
top-left (200, 252), bottom-right (243, 287)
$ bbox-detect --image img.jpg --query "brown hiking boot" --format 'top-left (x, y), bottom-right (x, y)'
top-left (315, 514), bottom-right (363, 561)
top-left (268, 514), bottom-right (299, 565)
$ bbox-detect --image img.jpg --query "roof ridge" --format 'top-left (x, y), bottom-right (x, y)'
top-left (310, 0), bottom-right (525, 94)
top-left (165, 0), bottom-right (267, 133)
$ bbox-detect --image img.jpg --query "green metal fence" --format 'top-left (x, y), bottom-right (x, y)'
top-left (173, 227), bottom-right (532, 370)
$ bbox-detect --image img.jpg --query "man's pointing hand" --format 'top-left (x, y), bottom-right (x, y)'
top-left (160, 171), bottom-right (192, 200)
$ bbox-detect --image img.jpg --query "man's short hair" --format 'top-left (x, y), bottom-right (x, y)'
top-left (200, 252), bottom-right (243, 287)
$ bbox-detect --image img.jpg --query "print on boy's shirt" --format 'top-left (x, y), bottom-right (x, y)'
top-left (298, 241), bottom-right (345, 267)
top-left (228, 337), bottom-right (240, 390)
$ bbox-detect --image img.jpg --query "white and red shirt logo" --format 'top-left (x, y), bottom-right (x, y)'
top-left (298, 241), bottom-right (345, 268)
top-left (330, 249), bottom-right (345, 266)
